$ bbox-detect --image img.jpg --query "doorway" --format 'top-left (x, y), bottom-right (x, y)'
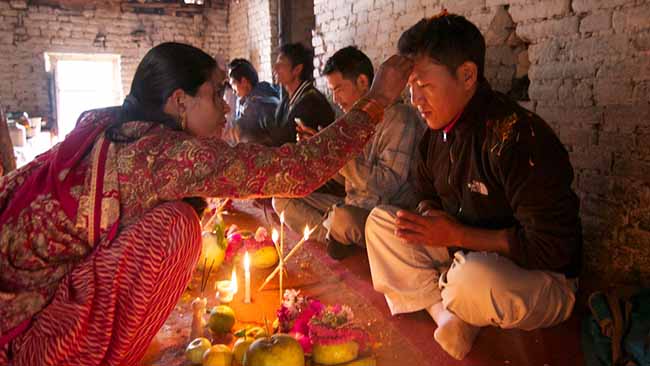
top-left (45, 53), bottom-right (123, 139)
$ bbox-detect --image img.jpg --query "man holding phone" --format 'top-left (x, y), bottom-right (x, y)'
top-left (274, 46), bottom-right (424, 259)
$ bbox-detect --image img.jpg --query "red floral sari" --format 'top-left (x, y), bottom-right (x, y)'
top-left (0, 105), bottom-right (377, 365)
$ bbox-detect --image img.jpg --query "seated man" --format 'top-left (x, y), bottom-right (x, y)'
top-left (274, 46), bottom-right (424, 259)
top-left (269, 43), bottom-right (336, 146)
top-left (227, 58), bottom-right (280, 145)
top-left (365, 13), bottom-right (582, 360)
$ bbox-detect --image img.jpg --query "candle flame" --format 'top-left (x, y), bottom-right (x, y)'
top-left (272, 228), bottom-right (279, 243)
top-left (280, 211), bottom-right (285, 224)
top-left (303, 225), bottom-right (310, 241)
top-left (244, 251), bottom-right (250, 271)
top-left (231, 268), bottom-right (238, 294)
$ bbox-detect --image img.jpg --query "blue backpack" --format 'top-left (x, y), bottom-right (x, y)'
top-left (582, 287), bottom-right (650, 366)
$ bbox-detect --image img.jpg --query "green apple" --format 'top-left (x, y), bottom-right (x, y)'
top-left (245, 326), bottom-right (268, 339)
top-left (312, 341), bottom-right (359, 365)
top-left (202, 344), bottom-right (233, 366)
top-left (199, 231), bottom-right (226, 269)
top-left (232, 337), bottom-right (254, 365)
top-left (314, 356), bottom-right (376, 366)
top-left (251, 246), bottom-right (278, 269)
top-left (208, 305), bottom-right (236, 334)
top-left (185, 337), bottom-right (211, 365)
top-left (243, 334), bottom-right (305, 366)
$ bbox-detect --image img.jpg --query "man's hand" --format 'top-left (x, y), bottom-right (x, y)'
top-left (395, 209), bottom-right (461, 247)
top-left (416, 200), bottom-right (440, 216)
top-left (296, 123), bottom-right (318, 142)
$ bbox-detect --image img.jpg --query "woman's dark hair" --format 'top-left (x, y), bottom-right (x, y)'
top-left (323, 46), bottom-right (375, 84)
top-left (398, 13), bottom-right (485, 80)
top-left (278, 43), bottom-right (314, 82)
top-left (228, 58), bottom-right (259, 86)
top-left (106, 42), bottom-right (217, 143)
top-left (107, 42), bottom-right (216, 217)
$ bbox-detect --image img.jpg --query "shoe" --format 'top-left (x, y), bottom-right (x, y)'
top-left (326, 238), bottom-right (356, 260)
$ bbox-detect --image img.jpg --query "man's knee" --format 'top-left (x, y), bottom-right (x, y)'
top-left (444, 252), bottom-right (506, 290)
top-left (365, 206), bottom-right (399, 247)
top-left (329, 205), bottom-right (369, 245)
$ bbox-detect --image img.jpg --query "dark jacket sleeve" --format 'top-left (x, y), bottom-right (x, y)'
top-left (415, 129), bottom-right (443, 210)
top-left (494, 114), bottom-right (582, 276)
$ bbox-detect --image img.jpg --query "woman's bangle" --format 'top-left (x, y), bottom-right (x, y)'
top-left (350, 97), bottom-right (385, 122)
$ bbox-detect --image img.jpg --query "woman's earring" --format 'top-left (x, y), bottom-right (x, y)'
top-left (180, 111), bottom-right (187, 131)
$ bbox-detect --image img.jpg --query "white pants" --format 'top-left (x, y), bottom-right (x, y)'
top-left (365, 205), bottom-right (577, 331)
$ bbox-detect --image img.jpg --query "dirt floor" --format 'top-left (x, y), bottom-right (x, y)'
top-left (142, 201), bottom-right (584, 366)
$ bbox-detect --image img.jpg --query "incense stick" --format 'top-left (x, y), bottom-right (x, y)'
top-left (258, 226), bottom-right (317, 291)
top-left (201, 259), bottom-right (216, 294)
top-left (200, 257), bottom-right (207, 295)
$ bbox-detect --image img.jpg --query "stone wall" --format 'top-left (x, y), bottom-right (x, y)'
top-left (311, 0), bottom-right (650, 285)
top-left (0, 1), bottom-right (228, 122)
top-left (227, 0), bottom-right (278, 82)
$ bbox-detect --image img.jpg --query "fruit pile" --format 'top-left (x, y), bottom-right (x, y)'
top-left (184, 291), bottom-right (376, 366)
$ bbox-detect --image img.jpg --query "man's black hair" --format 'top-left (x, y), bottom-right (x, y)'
top-left (279, 43), bottom-right (314, 82)
top-left (228, 58), bottom-right (259, 86)
top-left (323, 46), bottom-right (374, 84)
top-left (398, 13), bottom-right (485, 79)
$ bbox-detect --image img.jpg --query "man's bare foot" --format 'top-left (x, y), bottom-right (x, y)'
top-left (427, 302), bottom-right (480, 360)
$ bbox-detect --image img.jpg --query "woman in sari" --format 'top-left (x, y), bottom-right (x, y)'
top-left (0, 42), bottom-right (411, 365)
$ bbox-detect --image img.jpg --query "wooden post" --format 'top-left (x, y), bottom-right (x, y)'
top-left (0, 104), bottom-right (16, 176)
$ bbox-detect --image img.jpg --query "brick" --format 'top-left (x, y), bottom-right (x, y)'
top-left (572, 0), bottom-right (628, 13)
top-left (528, 78), bottom-right (561, 102)
top-left (612, 5), bottom-right (650, 33)
top-left (613, 159), bottom-right (650, 180)
top-left (579, 10), bottom-right (612, 33)
top-left (509, 0), bottom-right (570, 23)
top-left (440, 0), bottom-right (486, 15)
top-left (603, 104), bottom-right (650, 133)
top-left (594, 79), bottom-right (634, 105)
top-left (516, 16), bottom-right (579, 42)
top-left (570, 148), bottom-right (612, 172)
top-left (566, 34), bottom-right (630, 62)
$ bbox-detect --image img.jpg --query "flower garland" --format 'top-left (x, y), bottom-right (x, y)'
top-left (277, 290), bottom-right (369, 354)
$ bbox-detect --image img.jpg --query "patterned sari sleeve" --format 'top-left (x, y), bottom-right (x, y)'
top-left (151, 109), bottom-right (377, 200)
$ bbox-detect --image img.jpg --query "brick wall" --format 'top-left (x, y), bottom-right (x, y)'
top-left (312, 0), bottom-right (650, 285)
top-left (227, 0), bottom-right (278, 82)
top-left (0, 1), bottom-right (228, 122)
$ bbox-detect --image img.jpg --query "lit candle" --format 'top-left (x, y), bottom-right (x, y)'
top-left (216, 268), bottom-right (238, 303)
top-left (244, 251), bottom-right (251, 303)
top-left (258, 225), bottom-right (316, 291)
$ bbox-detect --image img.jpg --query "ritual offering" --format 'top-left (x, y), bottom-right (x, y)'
top-left (225, 225), bottom-right (278, 268)
top-left (198, 214), bottom-right (227, 270)
top-left (185, 337), bottom-right (212, 365)
top-left (309, 305), bottom-right (369, 365)
top-left (208, 305), bottom-right (236, 335)
top-left (232, 336), bottom-right (254, 365)
top-left (202, 344), bottom-right (233, 366)
top-left (275, 289), bottom-right (372, 365)
top-left (190, 297), bottom-right (207, 341)
top-left (243, 333), bottom-right (305, 366)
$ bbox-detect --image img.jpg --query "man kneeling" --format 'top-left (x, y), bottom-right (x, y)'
top-left (365, 13), bottom-right (582, 360)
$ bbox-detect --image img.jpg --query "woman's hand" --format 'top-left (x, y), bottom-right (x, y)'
top-left (366, 55), bottom-right (414, 109)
